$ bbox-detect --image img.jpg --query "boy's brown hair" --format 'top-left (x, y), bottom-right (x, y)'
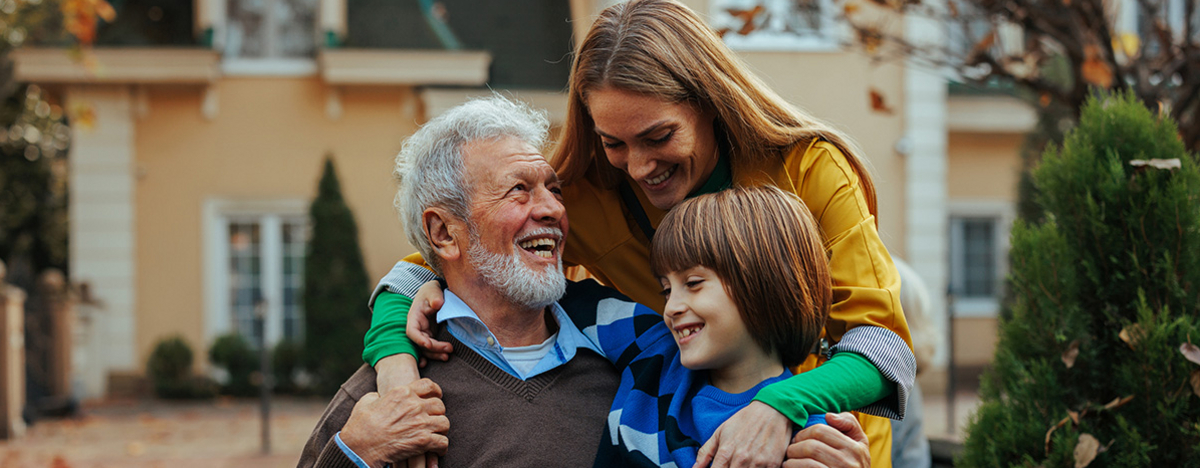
top-left (649, 185), bottom-right (832, 367)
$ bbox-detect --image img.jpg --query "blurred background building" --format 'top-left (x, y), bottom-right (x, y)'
top-left (8, 0), bottom-right (1029, 427)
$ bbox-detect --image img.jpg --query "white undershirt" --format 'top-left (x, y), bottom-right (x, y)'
top-left (501, 332), bottom-right (558, 376)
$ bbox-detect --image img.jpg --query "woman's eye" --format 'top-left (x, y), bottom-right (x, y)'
top-left (659, 287), bottom-right (672, 298)
top-left (648, 131), bottom-right (673, 145)
top-left (510, 184), bottom-right (527, 194)
top-left (601, 140), bottom-right (623, 149)
top-left (686, 279), bottom-right (703, 288)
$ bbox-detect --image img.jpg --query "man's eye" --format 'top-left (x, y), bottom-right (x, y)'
top-left (511, 184), bottom-right (527, 193)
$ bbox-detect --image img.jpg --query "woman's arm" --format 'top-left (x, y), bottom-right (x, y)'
top-left (788, 141), bottom-right (917, 419)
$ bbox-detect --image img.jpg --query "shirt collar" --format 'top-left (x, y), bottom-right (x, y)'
top-left (437, 289), bottom-right (602, 379)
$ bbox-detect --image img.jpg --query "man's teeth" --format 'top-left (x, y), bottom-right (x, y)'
top-left (645, 166), bottom-right (674, 185)
top-left (679, 325), bottom-right (702, 337)
top-left (519, 238), bottom-right (557, 258)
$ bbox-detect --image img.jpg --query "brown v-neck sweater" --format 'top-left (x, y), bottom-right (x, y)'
top-left (299, 331), bottom-right (619, 468)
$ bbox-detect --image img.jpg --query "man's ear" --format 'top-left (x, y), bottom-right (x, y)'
top-left (423, 207), bottom-right (462, 262)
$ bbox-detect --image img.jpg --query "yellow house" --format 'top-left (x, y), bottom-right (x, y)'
top-left (13, 0), bottom-right (1031, 401)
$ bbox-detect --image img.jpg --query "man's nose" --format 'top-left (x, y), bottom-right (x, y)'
top-left (531, 187), bottom-right (565, 222)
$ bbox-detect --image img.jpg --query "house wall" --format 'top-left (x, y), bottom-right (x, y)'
top-left (133, 77), bottom-right (421, 369)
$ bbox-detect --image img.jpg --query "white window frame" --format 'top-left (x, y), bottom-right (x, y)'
top-left (206, 0), bottom-right (323, 76)
top-left (947, 200), bottom-right (1014, 317)
top-left (203, 198), bottom-right (309, 354)
top-left (710, 0), bottom-right (842, 52)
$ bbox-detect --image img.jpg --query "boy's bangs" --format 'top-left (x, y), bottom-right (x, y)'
top-left (649, 197), bottom-right (717, 278)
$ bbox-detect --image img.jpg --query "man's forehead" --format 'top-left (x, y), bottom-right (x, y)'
top-left (462, 136), bottom-right (555, 182)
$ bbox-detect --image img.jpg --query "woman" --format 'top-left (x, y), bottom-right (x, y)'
top-left (368, 1), bottom-right (914, 466)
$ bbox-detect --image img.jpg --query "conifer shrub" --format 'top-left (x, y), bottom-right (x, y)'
top-left (209, 333), bottom-right (259, 397)
top-left (147, 335), bottom-right (217, 399)
top-left (302, 157), bottom-right (371, 395)
top-left (960, 91), bottom-right (1200, 466)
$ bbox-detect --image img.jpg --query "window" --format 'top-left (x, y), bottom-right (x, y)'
top-left (223, 0), bottom-right (319, 74)
top-left (711, 0), bottom-right (838, 51)
top-left (205, 200), bottom-right (309, 349)
top-left (948, 202), bottom-right (1013, 316)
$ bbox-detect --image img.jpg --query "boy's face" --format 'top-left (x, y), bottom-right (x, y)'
top-left (660, 266), bottom-right (777, 388)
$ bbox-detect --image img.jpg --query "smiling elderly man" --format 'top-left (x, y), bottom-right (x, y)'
top-left (297, 96), bottom-right (621, 468)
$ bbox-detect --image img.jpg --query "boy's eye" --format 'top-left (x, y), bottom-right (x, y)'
top-left (659, 287), bottom-right (672, 298)
top-left (686, 279), bottom-right (703, 288)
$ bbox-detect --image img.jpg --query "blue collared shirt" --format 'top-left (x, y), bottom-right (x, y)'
top-left (335, 290), bottom-right (602, 465)
top-left (437, 289), bottom-right (602, 380)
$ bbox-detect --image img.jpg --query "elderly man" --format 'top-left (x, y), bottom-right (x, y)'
top-left (297, 96), bottom-right (871, 468)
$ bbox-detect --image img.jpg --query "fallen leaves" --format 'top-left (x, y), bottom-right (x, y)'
top-left (1129, 158), bottom-right (1182, 170)
top-left (1081, 44), bottom-right (1114, 88)
top-left (1102, 395), bottom-right (1134, 410)
top-left (1118, 324), bottom-right (1145, 347)
top-left (1181, 342), bottom-right (1200, 365)
top-left (1045, 416), bottom-right (1070, 454)
top-left (1062, 339), bottom-right (1081, 368)
top-left (1190, 370), bottom-right (1200, 398)
top-left (869, 88), bottom-right (893, 114)
top-left (1074, 433), bottom-right (1100, 468)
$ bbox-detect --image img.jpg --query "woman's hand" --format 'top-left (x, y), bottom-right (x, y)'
top-left (782, 413), bottom-right (870, 468)
top-left (692, 401), bottom-right (791, 468)
top-left (409, 280), bottom-right (453, 362)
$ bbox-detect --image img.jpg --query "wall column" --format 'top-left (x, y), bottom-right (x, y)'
top-left (67, 85), bottom-right (137, 399)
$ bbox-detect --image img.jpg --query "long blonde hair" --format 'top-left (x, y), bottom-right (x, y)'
top-left (554, 0), bottom-right (877, 216)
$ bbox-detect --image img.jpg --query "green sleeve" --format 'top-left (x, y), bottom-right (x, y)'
top-left (362, 291), bottom-right (418, 366)
top-left (752, 352), bottom-right (893, 426)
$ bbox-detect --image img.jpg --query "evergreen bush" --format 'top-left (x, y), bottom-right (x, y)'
top-left (146, 335), bottom-right (216, 399)
top-left (272, 339), bottom-right (303, 394)
top-left (209, 333), bottom-right (259, 397)
top-left (960, 91), bottom-right (1200, 466)
top-left (303, 157), bottom-right (371, 395)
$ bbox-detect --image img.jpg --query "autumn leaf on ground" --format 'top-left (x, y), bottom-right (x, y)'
top-left (1182, 342), bottom-right (1200, 365)
top-left (1074, 433), bottom-right (1100, 468)
top-left (1102, 395), bottom-right (1133, 410)
top-left (869, 88), bottom-right (893, 114)
top-left (947, 0), bottom-right (958, 18)
top-left (1129, 158), bottom-right (1182, 170)
top-left (844, 2), bottom-right (860, 16)
top-left (1189, 370), bottom-right (1200, 397)
top-left (1062, 339), bottom-right (1080, 368)
top-left (858, 28), bottom-right (884, 54)
top-left (1039, 92), bottom-right (1052, 107)
top-left (51, 455), bottom-right (71, 468)
top-left (1045, 416), bottom-right (1070, 454)
top-left (1081, 44), bottom-right (1113, 88)
top-left (1118, 324), bottom-right (1145, 347)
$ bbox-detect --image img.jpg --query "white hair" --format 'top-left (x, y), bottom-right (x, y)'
top-left (394, 95), bottom-right (550, 274)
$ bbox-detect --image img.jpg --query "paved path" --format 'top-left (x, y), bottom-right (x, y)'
top-left (0, 397), bottom-right (328, 468)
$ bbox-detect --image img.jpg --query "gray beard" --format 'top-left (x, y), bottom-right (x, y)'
top-left (467, 231), bottom-right (566, 310)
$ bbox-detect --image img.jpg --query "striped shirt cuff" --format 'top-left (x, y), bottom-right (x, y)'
top-left (831, 325), bottom-right (916, 420)
top-left (369, 261), bottom-right (440, 310)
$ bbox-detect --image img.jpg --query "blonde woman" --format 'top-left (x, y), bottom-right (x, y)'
top-left (367, 1), bottom-right (915, 466)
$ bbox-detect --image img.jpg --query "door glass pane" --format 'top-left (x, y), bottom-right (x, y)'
top-left (282, 219), bottom-right (308, 341)
top-left (228, 221), bottom-right (262, 343)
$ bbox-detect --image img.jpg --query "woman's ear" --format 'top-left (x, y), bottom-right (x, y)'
top-left (423, 208), bottom-right (462, 262)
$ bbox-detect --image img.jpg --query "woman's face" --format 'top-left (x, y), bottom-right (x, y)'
top-left (587, 87), bottom-right (720, 211)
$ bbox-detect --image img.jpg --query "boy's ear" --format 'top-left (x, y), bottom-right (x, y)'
top-left (423, 208), bottom-right (463, 262)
